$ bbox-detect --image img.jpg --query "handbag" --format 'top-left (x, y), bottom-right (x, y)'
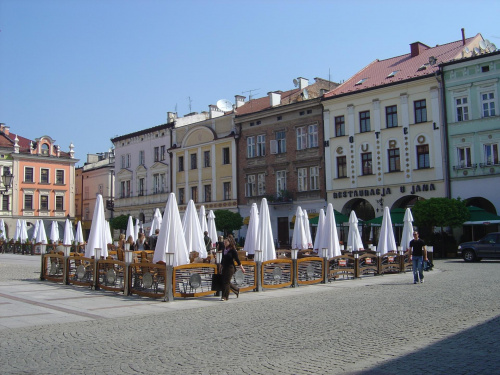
top-left (211, 273), bottom-right (223, 291)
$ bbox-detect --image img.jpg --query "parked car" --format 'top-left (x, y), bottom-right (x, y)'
top-left (457, 232), bottom-right (500, 262)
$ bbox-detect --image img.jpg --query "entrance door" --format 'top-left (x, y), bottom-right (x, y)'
top-left (277, 217), bottom-right (289, 249)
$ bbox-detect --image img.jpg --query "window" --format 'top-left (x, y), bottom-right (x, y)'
top-left (120, 180), bottom-right (131, 198)
top-left (98, 184), bottom-right (103, 195)
top-left (276, 131), bottom-right (286, 153)
top-left (138, 178), bottom-right (145, 196)
top-left (484, 144), bottom-right (499, 165)
top-left (361, 153), bottom-right (372, 175)
top-left (153, 174), bottom-right (164, 194)
top-left (40, 169), bottom-right (49, 184)
top-left (154, 147), bottom-right (160, 162)
top-left (276, 170), bottom-right (286, 192)
top-left (296, 127), bottom-right (307, 150)
top-left (160, 145), bottom-right (166, 161)
top-left (298, 168), bottom-right (307, 192)
top-left (139, 150), bottom-right (145, 165)
top-left (84, 186), bottom-right (89, 200)
top-left (360, 111), bottom-right (371, 133)
top-left (310, 166), bottom-right (319, 190)
top-left (246, 175), bottom-right (256, 197)
top-left (481, 92), bottom-right (496, 117)
top-left (191, 186), bottom-right (198, 202)
top-left (178, 156), bottom-right (184, 172)
top-left (121, 155), bottom-right (125, 168)
top-left (24, 194), bottom-right (33, 210)
top-left (417, 145), bottom-right (430, 169)
top-left (388, 148), bottom-right (400, 172)
top-left (178, 188), bottom-right (185, 205)
top-left (40, 195), bottom-right (49, 210)
top-left (24, 167), bottom-right (34, 183)
top-left (414, 100), bottom-right (427, 123)
top-left (190, 153), bottom-right (197, 169)
top-left (335, 116), bottom-right (345, 137)
top-left (223, 182), bottom-right (231, 200)
top-left (222, 147), bottom-right (230, 164)
top-left (247, 137), bottom-right (256, 158)
top-left (204, 185), bottom-right (211, 202)
top-left (337, 156), bottom-right (347, 178)
top-left (455, 97), bottom-right (469, 122)
top-left (84, 207), bottom-right (90, 220)
top-left (55, 196), bottom-right (63, 211)
top-left (56, 170), bottom-right (64, 185)
top-left (204, 150), bottom-right (210, 167)
top-left (257, 173), bottom-right (266, 195)
top-left (2, 195), bottom-right (9, 211)
top-left (257, 134), bottom-right (266, 156)
top-left (458, 147), bottom-right (471, 168)
top-left (308, 124), bottom-right (318, 148)
top-left (386, 105), bottom-right (398, 128)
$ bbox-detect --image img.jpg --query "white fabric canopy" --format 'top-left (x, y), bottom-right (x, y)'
top-left (149, 208), bottom-right (162, 236)
top-left (14, 219), bottom-right (21, 242)
top-left (182, 200), bottom-right (207, 258)
top-left (320, 204), bottom-right (342, 258)
top-left (153, 193), bottom-right (189, 266)
top-left (303, 209), bottom-right (313, 248)
top-left (50, 221), bottom-right (60, 243)
top-left (377, 206), bottom-right (397, 255)
top-left (400, 208), bottom-right (414, 251)
top-left (74, 221), bottom-right (84, 244)
top-left (199, 205), bottom-right (208, 235)
top-left (243, 203), bottom-right (259, 255)
top-left (291, 206), bottom-right (308, 250)
top-left (134, 219), bottom-right (140, 241)
top-left (256, 198), bottom-right (276, 262)
top-left (20, 220), bottom-right (29, 243)
top-left (85, 194), bottom-right (108, 258)
top-left (347, 211), bottom-right (364, 251)
top-left (0, 219), bottom-right (6, 240)
top-left (207, 210), bottom-right (218, 249)
top-left (313, 209), bottom-right (325, 252)
top-left (105, 220), bottom-right (113, 245)
top-left (32, 220), bottom-right (40, 242)
top-left (35, 219), bottom-right (48, 244)
top-left (126, 216), bottom-right (135, 242)
top-left (63, 218), bottom-right (74, 246)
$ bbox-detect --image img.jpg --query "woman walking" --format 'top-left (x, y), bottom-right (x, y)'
top-left (220, 236), bottom-right (245, 301)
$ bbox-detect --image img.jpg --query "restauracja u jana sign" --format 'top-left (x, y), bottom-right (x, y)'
top-left (332, 183), bottom-right (436, 199)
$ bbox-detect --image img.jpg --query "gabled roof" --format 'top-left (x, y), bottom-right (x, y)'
top-left (324, 34), bottom-right (483, 99)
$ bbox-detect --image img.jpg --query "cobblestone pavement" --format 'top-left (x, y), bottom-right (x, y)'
top-left (1, 255), bottom-right (500, 374)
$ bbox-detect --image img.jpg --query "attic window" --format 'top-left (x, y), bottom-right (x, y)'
top-left (481, 66), bottom-right (490, 73)
top-left (417, 64), bottom-right (428, 71)
top-left (250, 122), bottom-right (255, 127)
top-left (355, 78), bottom-right (367, 86)
top-left (256, 121), bottom-right (261, 125)
top-left (386, 70), bottom-right (399, 78)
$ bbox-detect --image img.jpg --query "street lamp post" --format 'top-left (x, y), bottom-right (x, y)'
top-left (164, 252), bottom-right (175, 302)
top-left (291, 249), bottom-right (298, 288)
top-left (124, 250), bottom-right (133, 295)
top-left (93, 248), bottom-right (101, 290)
top-left (254, 250), bottom-right (262, 292)
top-left (321, 248), bottom-right (328, 284)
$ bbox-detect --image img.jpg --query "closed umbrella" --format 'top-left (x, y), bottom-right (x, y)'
top-left (400, 208), bottom-right (414, 251)
top-left (377, 206), bottom-right (397, 255)
top-left (149, 208), bottom-right (162, 236)
top-left (207, 210), bottom-right (218, 249)
top-left (243, 203), bottom-right (259, 256)
top-left (347, 211), bottom-right (363, 251)
top-left (14, 219), bottom-right (21, 242)
top-left (74, 221), bottom-right (84, 244)
top-left (303, 209), bottom-right (313, 248)
top-left (31, 220), bottom-right (40, 242)
top-left (153, 193), bottom-right (189, 266)
top-left (313, 209), bottom-right (325, 252)
top-left (199, 205), bottom-right (208, 234)
top-left (63, 218), bottom-right (74, 246)
top-left (0, 219), bottom-right (6, 240)
top-left (35, 219), bottom-right (48, 245)
top-left (126, 216), bottom-right (135, 242)
top-left (320, 203), bottom-right (342, 258)
top-left (20, 220), bottom-right (29, 243)
top-left (291, 206), bottom-right (308, 250)
top-left (85, 194), bottom-right (108, 258)
top-left (50, 221), bottom-right (60, 243)
top-left (134, 219), bottom-right (140, 240)
top-left (105, 220), bottom-right (113, 245)
top-left (256, 198), bottom-right (276, 261)
top-left (182, 199), bottom-right (207, 258)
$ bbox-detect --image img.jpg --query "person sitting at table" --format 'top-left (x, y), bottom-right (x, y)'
top-left (136, 232), bottom-right (148, 251)
top-left (118, 233), bottom-right (126, 249)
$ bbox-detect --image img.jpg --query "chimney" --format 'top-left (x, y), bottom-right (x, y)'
top-left (209, 104), bottom-right (224, 119)
top-left (235, 95), bottom-right (246, 108)
top-left (167, 112), bottom-right (177, 123)
top-left (297, 77), bottom-right (309, 90)
top-left (268, 91), bottom-right (281, 107)
top-left (410, 42), bottom-right (422, 57)
top-left (0, 123), bottom-right (9, 135)
top-left (461, 28), bottom-right (466, 46)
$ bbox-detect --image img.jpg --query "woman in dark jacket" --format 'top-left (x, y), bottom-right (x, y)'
top-left (220, 236), bottom-right (245, 301)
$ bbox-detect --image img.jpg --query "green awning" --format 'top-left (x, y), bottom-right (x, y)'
top-left (309, 210), bottom-right (349, 225)
top-left (463, 206), bottom-right (500, 225)
top-left (364, 208), bottom-right (407, 226)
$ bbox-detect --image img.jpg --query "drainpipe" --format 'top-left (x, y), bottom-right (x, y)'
top-left (435, 67), bottom-right (451, 199)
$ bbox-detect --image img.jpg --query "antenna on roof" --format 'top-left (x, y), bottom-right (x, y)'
top-left (242, 88), bottom-right (260, 101)
top-left (187, 96), bottom-right (193, 113)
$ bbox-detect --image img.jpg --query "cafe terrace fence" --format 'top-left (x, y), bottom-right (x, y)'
top-left (39, 250), bottom-right (414, 301)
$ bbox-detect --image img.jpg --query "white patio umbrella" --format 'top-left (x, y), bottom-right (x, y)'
top-left (320, 204), bottom-right (342, 258)
top-left (199, 205), bottom-right (208, 235)
top-left (20, 220), bottom-right (29, 244)
top-left (243, 203), bottom-right (259, 256)
top-left (153, 193), bottom-right (189, 266)
top-left (256, 198), bottom-right (276, 261)
top-left (35, 219), bottom-right (47, 245)
top-left (31, 220), bottom-right (40, 242)
top-left (105, 220), bottom-right (113, 245)
top-left (13, 219), bottom-right (21, 242)
top-left (134, 218), bottom-right (140, 240)
top-left (207, 210), bottom-right (218, 249)
top-left (74, 221), bottom-right (84, 244)
top-left (182, 199), bottom-right (207, 258)
top-left (303, 209), bottom-right (313, 248)
top-left (85, 194), bottom-right (108, 258)
top-left (291, 206), bottom-right (308, 250)
top-left (125, 216), bottom-right (135, 242)
top-left (63, 218), bottom-right (74, 246)
top-left (400, 208), bottom-right (414, 251)
top-left (347, 211), bottom-right (364, 251)
top-left (49, 221), bottom-right (60, 243)
top-left (377, 206), bottom-right (397, 255)
top-left (0, 219), bottom-right (6, 240)
top-left (313, 209), bottom-right (325, 252)
top-left (149, 208), bottom-right (162, 236)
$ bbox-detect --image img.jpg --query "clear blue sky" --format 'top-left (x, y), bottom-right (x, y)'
top-left (1, 0), bottom-right (499, 165)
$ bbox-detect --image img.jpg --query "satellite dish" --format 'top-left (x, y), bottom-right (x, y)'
top-left (216, 99), bottom-right (233, 112)
top-left (479, 40), bottom-right (487, 50)
top-left (491, 43), bottom-right (497, 51)
top-left (303, 89), bottom-right (309, 99)
top-left (293, 79), bottom-right (298, 87)
top-left (473, 47), bottom-right (480, 55)
top-left (464, 47), bottom-right (470, 54)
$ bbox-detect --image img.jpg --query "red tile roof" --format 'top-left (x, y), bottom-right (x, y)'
top-left (324, 34), bottom-right (483, 98)
top-left (8, 133), bottom-right (33, 152)
top-left (234, 88), bottom-right (301, 116)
